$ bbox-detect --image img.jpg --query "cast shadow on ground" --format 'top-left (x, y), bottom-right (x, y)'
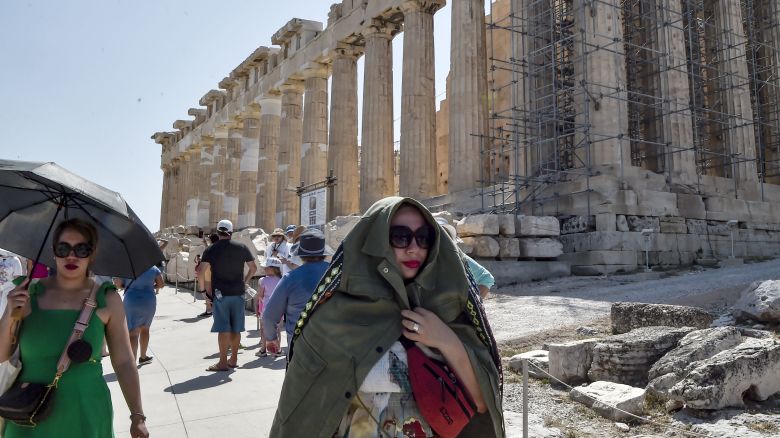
top-left (240, 355), bottom-right (287, 371)
top-left (175, 316), bottom-right (208, 324)
top-left (163, 372), bottom-right (234, 394)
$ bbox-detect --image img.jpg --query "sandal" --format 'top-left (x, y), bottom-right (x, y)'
top-left (206, 364), bottom-right (230, 372)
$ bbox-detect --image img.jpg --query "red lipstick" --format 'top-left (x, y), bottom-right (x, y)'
top-left (402, 261), bottom-right (420, 269)
top-left (65, 264), bottom-right (78, 271)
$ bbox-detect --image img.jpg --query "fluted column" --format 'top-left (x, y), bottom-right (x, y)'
top-left (360, 20), bottom-right (397, 211)
top-left (301, 65), bottom-right (330, 186)
top-left (184, 148), bottom-right (200, 227)
top-left (760, 0), bottom-right (780, 184)
top-left (277, 81), bottom-right (305, 226)
top-left (328, 44), bottom-right (361, 216)
top-left (197, 139), bottom-right (214, 228)
top-left (256, 94), bottom-right (282, 230)
top-left (449, 0), bottom-right (488, 192)
top-left (224, 125), bottom-right (242, 226)
top-left (400, 0), bottom-right (443, 198)
top-left (210, 135), bottom-right (228, 229)
top-left (168, 159), bottom-right (180, 227)
top-left (160, 165), bottom-right (170, 229)
top-left (238, 115), bottom-right (260, 228)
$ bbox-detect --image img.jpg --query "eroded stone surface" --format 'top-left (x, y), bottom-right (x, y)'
top-left (457, 214), bottom-right (500, 236)
top-left (518, 238), bottom-right (563, 258)
top-left (509, 350), bottom-right (549, 379)
top-left (669, 338), bottom-right (780, 409)
top-left (611, 302), bottom-right (714, 334)
top-left (588, 326), bottom-right (694, 386)
top-left (732, 280), bottom-right (780, 323)
top-left (548, 338), bottom-right (600, 386)
top-left (461, 236), bottom-right (499, 257)
top-left (569, 381), bottom-right (646, 422)
top-left (517, 215), bottom-right (560, 236)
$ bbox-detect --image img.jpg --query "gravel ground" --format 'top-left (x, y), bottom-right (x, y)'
top-left (492, 259), bottom-right (780, 437)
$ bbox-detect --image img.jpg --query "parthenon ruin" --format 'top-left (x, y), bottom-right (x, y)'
top-left (154, 0), bottom-right (780, 272)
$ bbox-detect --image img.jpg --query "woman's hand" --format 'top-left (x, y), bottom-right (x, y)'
top-left (6, 279), bottom-right (30, 316)
top-left (401, 307), bottom-right (458, 350)
top-left (130, 417), bottom-right (149, 437)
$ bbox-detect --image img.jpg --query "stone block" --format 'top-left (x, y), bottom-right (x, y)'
top-left (611, 303), bottom-right (714, 334)
top-left (676, 234), bottom-right (701, 253)
top-left (647, 327), bottom-right (743, 395)
top-left (560, 250), bottom-right (637, 266)
top-left (509, 350), bottom-right (549, 379)
top-left (570, 381), bottom-right (645, 422)
top-left (478, 260), bottom-right (571, 286)
top-left (659, 217), bottom-right (687, 234)
top-left (616, 215), bottom-right (629, 231)
top-left (626, 216), bottom-right (660, 232)
top-left (732, 280), bottom-right (780, 323)
top-left (560, 215), bottom-right (592, 235)
top-left (686, 219), bottom-right (707, 234)
top-left (461, 236), bottom-right (499, 257)
top-left (670, 338), bottom-right (780, 409)
top-left (636, 190), bottom-right (678, 216)
top-left (457, 214), bottom-right (499, 236)
top-left (589, 326), bottom-right (695, 386)
top-left (677, 193), bottom-right (706, 219)
top-left (517, 216), bottom-right (560, 236)
top-left (571, 265), bottom-right (638, 276)
top-left (518, 238), bottom-right (563, 258)
top-left (548, 338), bottom-right (600, 386)
top-left (497, 237), bottom-right (520, 258)
top-left (498, 214), bottom-right (515, 236)
top-left (595, 213), bottom-right (617, 232)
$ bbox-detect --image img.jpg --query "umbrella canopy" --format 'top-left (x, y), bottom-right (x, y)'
top-left (0, 159), bottom-right (163, 278)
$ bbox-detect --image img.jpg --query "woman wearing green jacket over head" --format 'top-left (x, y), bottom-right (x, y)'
top-left (271, 197), bottom-right (504, 437)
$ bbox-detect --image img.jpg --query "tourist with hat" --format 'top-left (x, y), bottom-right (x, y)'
top-left (284, 224), bottom-right (297, 242)
top-left (200, 219), bottom-right (257, 371)
top-left (261, 228), bottom-right (330, 356)
top-left (269, 227), bottom-right (292, 275)
top-left (255, 257), bottom-right (283, 357)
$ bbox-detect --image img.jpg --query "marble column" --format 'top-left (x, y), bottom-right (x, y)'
top-left (173, 156), bottom-right (186, 227)
top-left (573, 0), bottom-right (630, 173)
top-left (360, 20), bottom-right (397, 211)
top-left (277, 81), bottom-right (305, 226)
top-left (713, 0), bottom-right (757, 182)
top-left (449, 0), bottom-right (488, 192)
top-left (759, 0), bottom-right (780, 184)
top-left (224, 125), bottom-right (242, 226)
top-left (655, 0), bottom-right (696, 183)
top-left (328, 44), bottom-right (361, 217)
top-left (256, 94), bottom-right (282, 230)
top-left (301, 65), bottom-right (330, 186)
top-left (238, 115), bottom-right (261, 228)
top-left (210, 135), bottom-right (228, 229)
top-left (185, 148), bottom-right (200, 228)
top-left (160, 165), bottom-right (171, 229)
top-left (400, 0), bottom-right (443, 199)
top-left (197, 139), bottom-right (214, 228)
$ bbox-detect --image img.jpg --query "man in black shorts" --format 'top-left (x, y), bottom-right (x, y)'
top-left (200, 219), bottom-right (257, 371)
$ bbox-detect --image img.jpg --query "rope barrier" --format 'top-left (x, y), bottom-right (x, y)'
top-left (517, 359), bottom-right (713, 438)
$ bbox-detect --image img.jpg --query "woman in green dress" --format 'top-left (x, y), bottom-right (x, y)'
top-left (0, 218), bottom-right (148, 437)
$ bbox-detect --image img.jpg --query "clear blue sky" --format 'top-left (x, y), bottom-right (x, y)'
top-left (0, 0), bottom-right (468, 232)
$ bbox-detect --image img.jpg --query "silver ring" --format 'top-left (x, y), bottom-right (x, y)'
top-left (412, 322), bottom-right (420, 333)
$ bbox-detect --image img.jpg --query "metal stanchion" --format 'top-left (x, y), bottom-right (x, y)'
top-left (522, 358), bottom-right (529, 438)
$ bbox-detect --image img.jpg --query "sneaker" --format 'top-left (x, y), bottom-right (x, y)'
top-left (197, 311), bottom-right (212, 318)
top-left (138, 356), bottom-right (153, 365)
top-left (255, 350), bottom-right (267, 357)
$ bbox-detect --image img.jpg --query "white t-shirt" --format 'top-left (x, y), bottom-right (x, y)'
top-left (0, 255), bottom-right (23, 316)
top-left (269, 240), bottom-right (292, 275)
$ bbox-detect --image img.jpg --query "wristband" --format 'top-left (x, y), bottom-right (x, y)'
top-left (129, 412), bottom-right (146, 421)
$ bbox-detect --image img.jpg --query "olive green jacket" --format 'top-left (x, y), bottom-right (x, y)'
top-left (270, 197), bottom-right (504, 437)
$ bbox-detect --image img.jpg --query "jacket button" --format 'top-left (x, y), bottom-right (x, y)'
top-left (345, 392), bottom-right (352, 399)
top-left (376, 346), bottom-right (383, 353)
top-left (382, 268), bottom-right (389, 273)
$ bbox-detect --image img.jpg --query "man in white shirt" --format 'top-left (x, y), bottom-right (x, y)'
top-left (269, 228), bottom-right (292, 275)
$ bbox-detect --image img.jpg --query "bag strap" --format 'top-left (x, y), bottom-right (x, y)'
top-left (52, 281), bottom-right (101, 384)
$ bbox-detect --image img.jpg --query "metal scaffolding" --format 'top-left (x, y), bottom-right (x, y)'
top-left (480, 0), bottom-right (780, 214)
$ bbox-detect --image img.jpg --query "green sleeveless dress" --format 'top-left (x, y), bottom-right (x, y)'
top-left (4, 281), bottom-right (114, 438)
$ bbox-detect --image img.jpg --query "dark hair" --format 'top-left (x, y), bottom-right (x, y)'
top-left (300, 255), bottom-right (326, 263)
top-left (208, 233), bottom-right (219, 244)
top-left (267, 266), bottom-right (282, 277)
top-left (53, 218), bottom-right (98, 253)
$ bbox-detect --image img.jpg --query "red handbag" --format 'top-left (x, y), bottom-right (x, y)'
top-left (402, 338), bottom-right (477, 438)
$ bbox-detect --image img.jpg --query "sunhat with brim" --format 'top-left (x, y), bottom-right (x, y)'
top-left (262, 257), bottom-right (283, 269)
top-left (271, 228), bottom-right (285, 237)
top-left (291, 229), bottom-right (332, 257)
top-left (435, 217), bottom-right (463, 244)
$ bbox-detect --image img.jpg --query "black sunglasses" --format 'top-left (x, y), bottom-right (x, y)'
top-left (53, 242), bottom-right (93, 258)
top-left (389, 225), bottom-right (435, 249)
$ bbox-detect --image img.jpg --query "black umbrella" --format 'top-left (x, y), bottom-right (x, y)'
top-left (0, 159), bottom-right (163, 279)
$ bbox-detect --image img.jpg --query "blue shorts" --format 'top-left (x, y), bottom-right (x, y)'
top-left (124, 293), bottom-right (156, 331)
top-left (211, 295), bottom-right (246, 333)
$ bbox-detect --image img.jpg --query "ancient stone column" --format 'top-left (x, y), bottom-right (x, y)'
top-left (655, 0), bottom-right (696, 183)
top-left (277, 81), bottom-right (305, 226)
top-left (256, 94), bottom-right (282, 230)
top-left (301, 65), bottom-right (330, 186)
top-left (360, 20), bottom-right (397, 211)
top-left (224, 125), bottom-right (242, 226)
top-left (172, 156), bottom-right (185, 227)
top-left (184, 148), bottom-right (200, 228)
top-left (573, 0), bottom-right (630, 173)
top-left (328, 44), bottom-right (361, 217)
top-left (238, 115), bottom-right (260, 228)
top-left (210, 135), bottom-right (228, 229)
top-left (712, 0), bottom-right (757, 182)
top-left (759, 0), bottom-right (780, 184)
top-left (160, 164), bottom-right (171, 229)
top-left (400, 0), bottom-right (443, 199)
top-left (449, 0), bottom-right (489, 192)
top-left (197, 139), bottom-right (214, 228)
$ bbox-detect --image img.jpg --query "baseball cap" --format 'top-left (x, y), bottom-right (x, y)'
top-left (217, 219), bottom-right (233, 234)
top-left (285, 224), bottom-right (297, 234)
